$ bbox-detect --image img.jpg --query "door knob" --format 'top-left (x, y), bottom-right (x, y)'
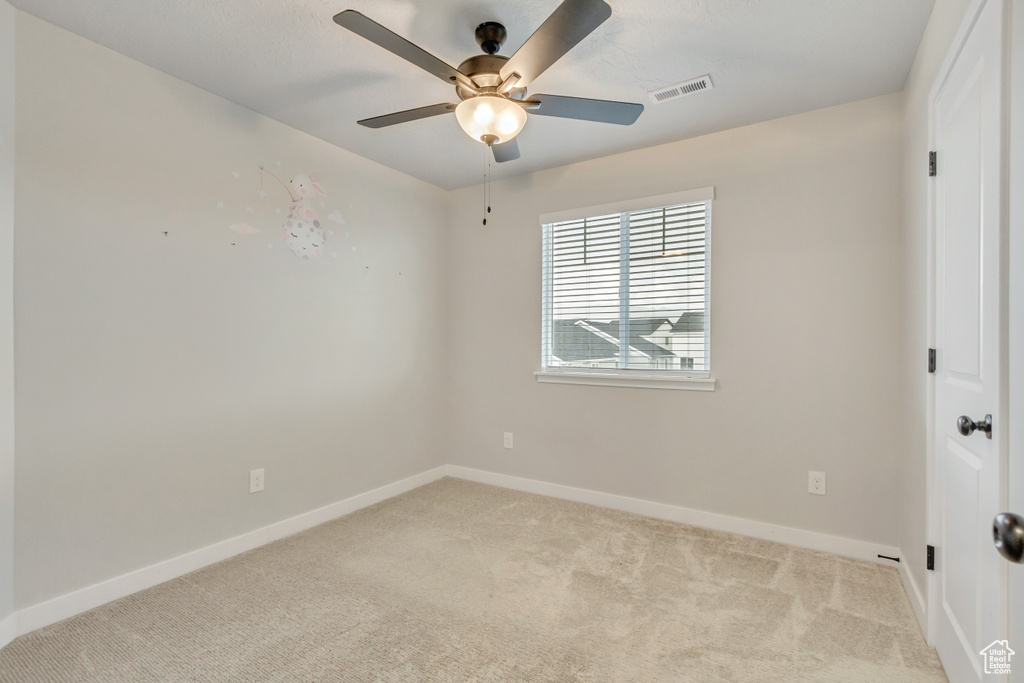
top-left (957, 414), bottom-right (992, 439)
top-left (993, 512), bottom-right (1024, 563)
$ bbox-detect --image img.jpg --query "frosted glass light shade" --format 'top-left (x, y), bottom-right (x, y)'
top-left (455, 95), bottom-right (527, 144)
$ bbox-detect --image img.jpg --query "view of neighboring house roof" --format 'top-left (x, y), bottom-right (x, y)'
top-left (604, 318), bottom-right (672, 337)
top-left (551, 314), bottom-right (705, 362)
top-left (551, 320), bottom-right (621, 362)
top-left (671, 311), bottom-right (705, 333)
top-left (584, 320), bottom-right (676, 358)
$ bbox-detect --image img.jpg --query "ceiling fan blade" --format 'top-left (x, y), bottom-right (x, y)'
top-left (492, 138), bottom-right (521, 163)
top-left (499, 0), bottom-right (612, 89)
top-left (525, 94), bottom-right (643, 125)
top-left (334, 11), bottom-right (475, 91)
top-left (357, 103), bottom-right (457, 129)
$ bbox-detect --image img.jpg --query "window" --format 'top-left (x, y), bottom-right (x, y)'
top-left (538, 188), bottom-right (714, 390)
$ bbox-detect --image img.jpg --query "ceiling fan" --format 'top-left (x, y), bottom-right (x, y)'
top-left (333, 0), bottom-right (644, 163)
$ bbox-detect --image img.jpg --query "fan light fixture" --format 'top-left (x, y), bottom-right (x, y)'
top-left (455, 95), bottom-right (527, 145)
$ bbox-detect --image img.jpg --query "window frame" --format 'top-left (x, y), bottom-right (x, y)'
top-left (536, 187), bottom-right (716, 391)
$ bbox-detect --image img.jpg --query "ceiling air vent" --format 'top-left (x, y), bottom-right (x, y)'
top-left (648, 75), bottom-right (713, 104)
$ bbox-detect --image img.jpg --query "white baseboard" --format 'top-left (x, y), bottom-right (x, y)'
top-left (898, 552), bottom-right (928, 634)
top-left (0, 612), bottom-right (15, 650)
top-left (446, 466), bottom-right (901, 566)
top-left (10, 463), bottom-right (908, 642)
top-left (15, 466), bottom-right (448, 637)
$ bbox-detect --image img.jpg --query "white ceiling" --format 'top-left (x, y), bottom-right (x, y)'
top-left (10, 0), bottom-right (935, 190)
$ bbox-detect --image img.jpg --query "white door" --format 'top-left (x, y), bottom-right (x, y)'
top-left (1007, 0), bottom-right (1024, 665)
top-left (931, 0), bottom-right (1008, 680)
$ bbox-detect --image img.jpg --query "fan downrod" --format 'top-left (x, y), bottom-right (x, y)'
top-left (475, 22), bottom-right (507, 55)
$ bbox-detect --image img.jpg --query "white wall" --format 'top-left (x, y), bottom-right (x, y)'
top-left (0, 0), bottom-right (16, 633)
top-left (12, 13), bottom-right (450, 609)
top-left (896, 0), bottom-right (973, 622)
top-left (445, 93), bottom-right (905, 547)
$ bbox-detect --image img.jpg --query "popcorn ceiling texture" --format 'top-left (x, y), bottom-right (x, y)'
top-left (0, 479), bottom-right (946, 682)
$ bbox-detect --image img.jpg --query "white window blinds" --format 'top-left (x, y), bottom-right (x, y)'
top-left (542, 196), bottom-right (710, 374)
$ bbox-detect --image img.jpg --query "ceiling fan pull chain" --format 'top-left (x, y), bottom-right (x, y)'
top-left (483, 144), bottom-right (491, 226)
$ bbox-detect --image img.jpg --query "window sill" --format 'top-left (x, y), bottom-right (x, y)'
top-left (534, 370), bottom-right (716, 391)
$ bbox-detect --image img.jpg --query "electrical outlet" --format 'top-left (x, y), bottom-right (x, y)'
top-left (503, 432), bottom-right (513, 449)
top-left (808, 471), bottom-right (826, 496)
top-left (249, 468), bottom-right (265, 494)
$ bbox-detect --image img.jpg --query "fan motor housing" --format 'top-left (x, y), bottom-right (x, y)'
top-left (456, 54), bottom-right (526, 102)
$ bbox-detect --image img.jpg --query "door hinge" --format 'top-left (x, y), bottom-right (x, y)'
top-left (929, 151), bottom-right (937, 176)
top-left (927, 545), bottom-right (935, 571)
top-left (928, 348), bottom-right (936, 373)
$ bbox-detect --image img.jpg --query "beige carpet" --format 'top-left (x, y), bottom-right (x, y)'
top-left (0, 477), bottom-right (946, 682)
